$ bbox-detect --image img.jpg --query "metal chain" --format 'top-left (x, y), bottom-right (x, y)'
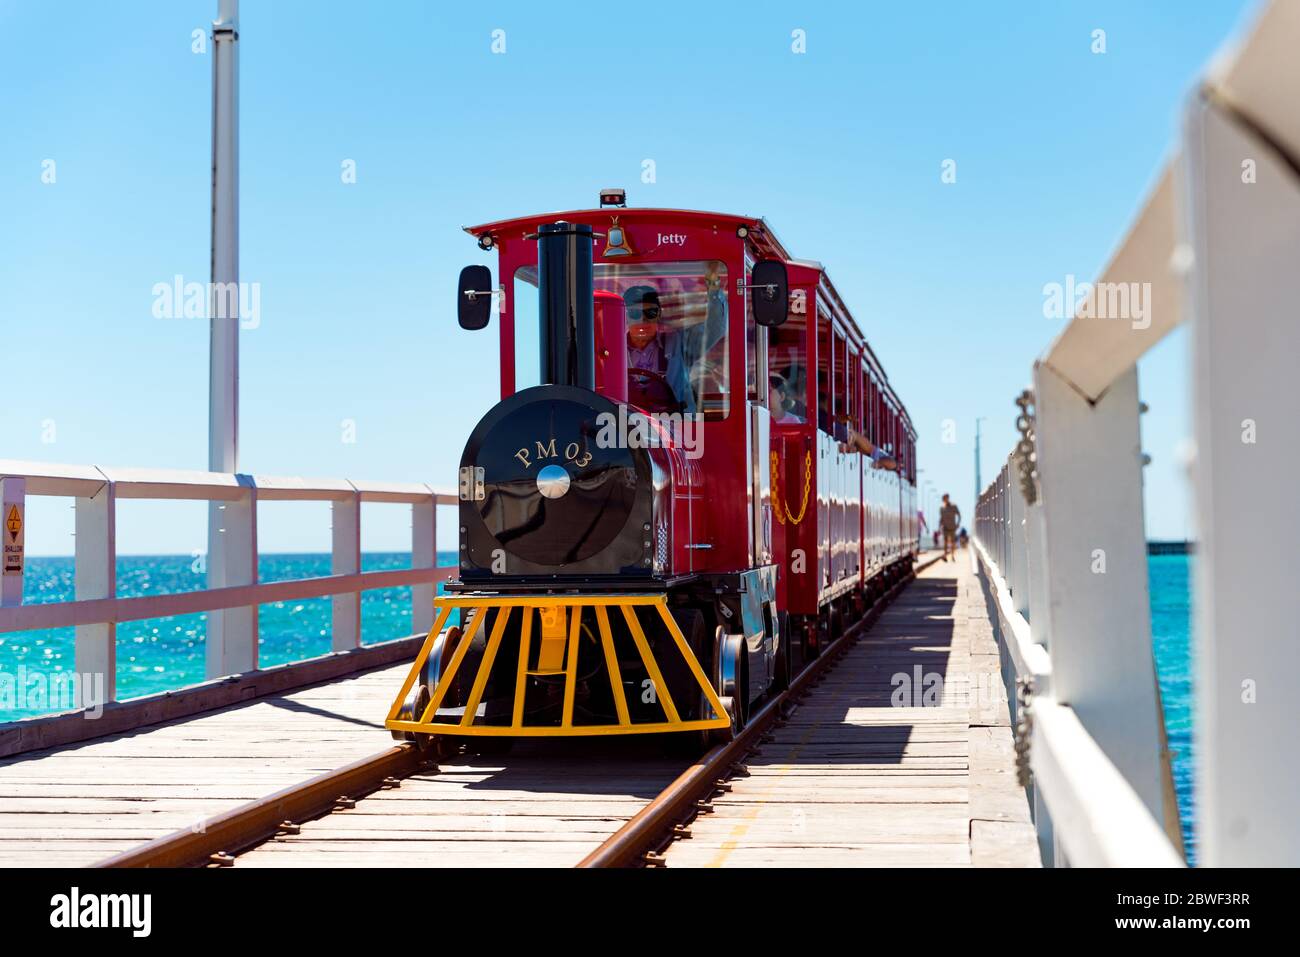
top-left (769, 450), bottom-right (812, 526)
top-left (1014, 389), bottom-right (1039, 506)
top-left (1013, 675), bottom-right (1034, 788)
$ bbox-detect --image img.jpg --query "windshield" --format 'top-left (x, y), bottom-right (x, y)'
top-left (514, 260), bottom-right (729, 418)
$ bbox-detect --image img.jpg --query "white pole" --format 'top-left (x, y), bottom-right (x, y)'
top-left (205, 0), bottom-right (257, 677)
top-left (209, 0), bottom-right (239, 475)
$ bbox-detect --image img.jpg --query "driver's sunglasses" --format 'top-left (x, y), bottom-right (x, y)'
top-left (630, 304), bottom-right (661, 321)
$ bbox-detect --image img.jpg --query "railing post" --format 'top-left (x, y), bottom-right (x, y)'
top-left (1032, 359), bottom-right (1165, 828)
top-left (1024, 500), bottom-right (1048, 646)
top-left (1185, 90), bottom-right (1300, 866)
top-left (411, 489), bottom-right (437, 637)
top-left (330, 490), bottom-right (361, 651)
top-left (1008, 459), bottom-right (1029, 619)
top-left (0, 477), bottom-right (25, 608)
top-left (997, 467), bottom-right (1007, 571)
top-left (74, 479), bottom-right (116, 701)
top-left (205, 477), bottom-right (258, 677)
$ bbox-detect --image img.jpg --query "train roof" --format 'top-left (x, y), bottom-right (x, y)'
top-left (465, 207), bottom-right (914, 438)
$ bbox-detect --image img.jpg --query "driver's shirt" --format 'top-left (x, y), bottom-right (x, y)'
top-left (628, 339), bottom-right (665, 373)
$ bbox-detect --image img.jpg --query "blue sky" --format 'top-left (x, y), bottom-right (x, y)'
top-left (2, 0), bottom-right (1257, 554)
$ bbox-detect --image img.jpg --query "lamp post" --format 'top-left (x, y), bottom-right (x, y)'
top-left (205, 0), bottom-right (257, 678)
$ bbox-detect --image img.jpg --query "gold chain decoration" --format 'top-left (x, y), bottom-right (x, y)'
top-left (770, 449), bottom-right (812, 526)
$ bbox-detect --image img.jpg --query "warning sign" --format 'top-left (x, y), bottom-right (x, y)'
top-left (3, 503), bottom-right (23, 576)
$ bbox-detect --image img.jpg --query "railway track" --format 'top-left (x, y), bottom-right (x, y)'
top-left (96, 563), bottom-right (931, 869)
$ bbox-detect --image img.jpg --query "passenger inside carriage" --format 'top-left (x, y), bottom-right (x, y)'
top-left (817, 395), bottom-right (898, 470)
top-left (768, 375), bottom-right (803, 424)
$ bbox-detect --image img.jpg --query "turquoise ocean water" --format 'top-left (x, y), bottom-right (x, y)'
top-left (0, 552), bottom-right (457, 719)
top-left (1, 551), bottom-right (1195, 859)
top-left (1148, 553), bottom-right (1194, 862)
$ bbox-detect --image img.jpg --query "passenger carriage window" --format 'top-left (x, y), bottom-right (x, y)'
top-left (816, 309), bottom-right (833, 435)
top-left (832, 331), bottom-right (849, 441)
top-left (868, 379), bottom-right (875, 446)
top-left (850, 354), bottom-right (861, 437)
top-left (768, 306), bottom-right (808, 424)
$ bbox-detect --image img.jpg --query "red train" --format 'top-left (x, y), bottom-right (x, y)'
top-left (387, 192), bottom-right (917, 753)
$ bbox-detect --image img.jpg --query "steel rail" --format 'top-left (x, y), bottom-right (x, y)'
top-left (95, 745), bottom-right (424, 868)
top-left (578, 554), bottom-right (941, 867)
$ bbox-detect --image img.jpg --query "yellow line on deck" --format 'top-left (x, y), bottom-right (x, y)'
top-left (703, 683), bottom-right (846, 868)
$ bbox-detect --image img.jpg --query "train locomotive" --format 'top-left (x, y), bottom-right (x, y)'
top-left (387, 192), bottom-right (917, 753)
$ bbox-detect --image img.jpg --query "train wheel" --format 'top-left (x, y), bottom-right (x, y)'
top-left (390, 700), bottom-right (416, 742)
top-left (826, 603), bottom-right (846, 649)
top-left (409, 684), bottom-right (434, 752)
top-left (708, 629), bottom-right (748, 745)
top-left (669, 607), bottom-right (710, 722)
top-left (707, 695), bottom-right (741, 746)
top-left (810, 613), bottom-right (826, 660)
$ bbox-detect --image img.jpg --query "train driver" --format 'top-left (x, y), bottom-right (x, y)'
top-left (626, 285), bottom-right (666, 372)
top-left (624, 285), bottom-right (694, 412)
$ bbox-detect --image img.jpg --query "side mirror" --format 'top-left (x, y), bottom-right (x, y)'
top-left (750, 260), bottom-right (789, 327)
top-left (457, 265), bottom-right (494, 330)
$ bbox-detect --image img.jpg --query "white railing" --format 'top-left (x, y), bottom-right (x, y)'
top-left (975, 0), bottom-right (1300, 868)
top-left (0, 458), bottom-right (457, 704)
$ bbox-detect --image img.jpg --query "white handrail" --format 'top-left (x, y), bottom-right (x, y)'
top-left (1030, 699), bottom-right (1183, 868)
top-left (1182, 0), bottom-right (1300, 867)
top-left (0, 458), bottom-right (458, 707)
top-left (975, 480), bottom-right (1180, 867)
top-left (968, 0), bottom-right (1300, 868)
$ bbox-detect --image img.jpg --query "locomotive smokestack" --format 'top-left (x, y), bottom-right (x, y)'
top-left (537, 222), bottom-right (595, 390)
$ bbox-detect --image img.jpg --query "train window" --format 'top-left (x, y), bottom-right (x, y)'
top-left (516, 260), bottom-right (730, 418)
top-left (599, 260), bottom-right (728, 419)
top-left (768, 307), bottom-right (808, 424)
top-left (746, 285), bottom-right (764, 403)
top-left (816, 309), bottom-right (833, 434)
top-left (865, 375), bottom-right (875, 445)
top-left (513, 269), bottom-right (542, 391)
top-left (833, 332), bottom-right (848, 436)
top-left (849, 353), bottom-right (861, 435)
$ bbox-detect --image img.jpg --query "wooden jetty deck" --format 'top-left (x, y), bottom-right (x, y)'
top-left (232, 745), bottom-right (683, 868)
top-left (0, 663), bottom-right (411, 867)
top-left (663, 554), bottom-right (1040, 867)
top-left (0, 551), bottom-right (1039, 868)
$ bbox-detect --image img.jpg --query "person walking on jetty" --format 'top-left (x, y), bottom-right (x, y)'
top-left (939, 494), bottom-right (961, 562)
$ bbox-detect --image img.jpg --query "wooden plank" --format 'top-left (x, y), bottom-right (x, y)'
top-left (0, 660), bottom-right (417, 867)
top-left (664, 558), bottom-right (1039, 869)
